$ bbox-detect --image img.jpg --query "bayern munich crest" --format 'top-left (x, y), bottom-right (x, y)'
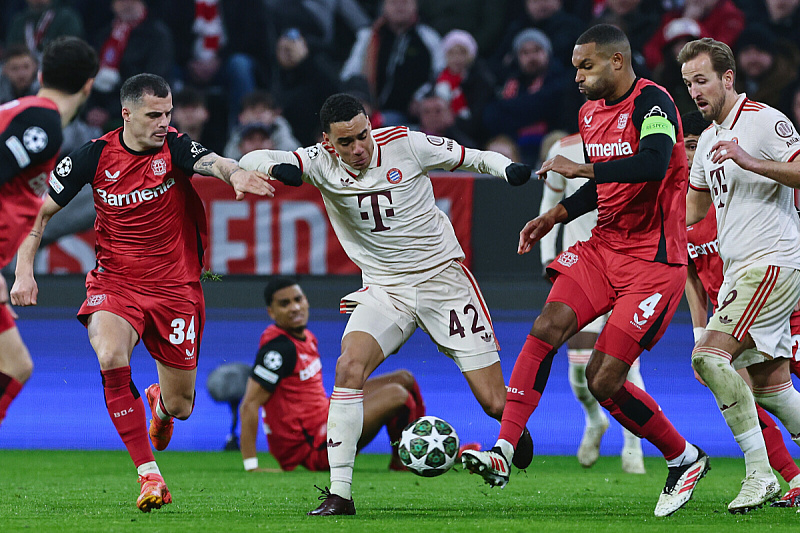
top-left (87, 294), bottom-right (107, 306)
top-left (557, 251), bottom-right (579, 267)
top-left (386, 168), bottom-right (403, 184)
top-left (152, 158), bottom-right (167, 176)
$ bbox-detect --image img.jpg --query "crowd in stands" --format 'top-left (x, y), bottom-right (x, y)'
top-left (3, 0), bottom-right (800, 165)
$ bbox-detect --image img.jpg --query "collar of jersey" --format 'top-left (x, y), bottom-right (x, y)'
top-left (339, 136), bottom-right (380, 177)
top-left (118, 129), bottom-right (164, 156)
top-left (714, 93), bottom-right (747, 132)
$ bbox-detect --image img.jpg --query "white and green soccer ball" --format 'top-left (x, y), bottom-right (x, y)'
top-left (398, 416), bottom-right (459, 477)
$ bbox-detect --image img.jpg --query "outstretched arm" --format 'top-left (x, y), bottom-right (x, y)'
top-left (239, 378), bottom-right (275, 472)
top-left (10, 197), bottom-right (64, 306)
top-left (193, 152), bottom-right (275, 200)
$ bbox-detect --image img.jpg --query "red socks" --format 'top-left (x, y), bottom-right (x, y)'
top-left (498, 335), bottom-right (556, 444)
top-left (600, 381), bottom-right (685, 460)
top-left (0, 371), bottom-right (23, 426)
top-left (102, 366), bottom-right (154, 467)
top-left (758, 404), bottom-right (800, 483)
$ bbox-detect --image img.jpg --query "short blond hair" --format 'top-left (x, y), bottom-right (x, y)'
top-left (677, 37), bottom-right (736, 79)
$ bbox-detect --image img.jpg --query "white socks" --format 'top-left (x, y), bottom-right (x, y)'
top-left (568, 358), bottom-right (605, 427)
top-left (666, 441), bottom-right (699, 468)
top-left (753, 381), bottom-right (800, 444)
top-left (137, 461), bottom-right (161, 477)
top-left (692, 347), bottom-right (770, 473)
top-left (327, 387), bottom-right (363, 500)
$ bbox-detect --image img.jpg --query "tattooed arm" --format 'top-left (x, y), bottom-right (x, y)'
top-left (10, 197), bottom-right (63, 306)
top-left (193, 152), bottom-right (275, 200)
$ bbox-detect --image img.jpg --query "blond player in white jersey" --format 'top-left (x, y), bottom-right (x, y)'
top-left (680, 38), bottom-right (800, 513)
top-left (240, 93), bottom-right (535, 516)
top-left (539, 132), bottom-right (645, 474)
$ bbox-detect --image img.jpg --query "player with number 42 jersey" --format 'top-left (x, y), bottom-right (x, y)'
top-left (241, 93), bottom-right (536, 516)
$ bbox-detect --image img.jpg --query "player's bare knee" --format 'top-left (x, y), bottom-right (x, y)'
top-left (530, 311), bottom-right (572, 347)
top-left (17, 356), bottom-right (34, 382)
top-left (162, 393), bottom-right (194, 420)
top-left (481, 394), bottom-right (505, 420)
top-left (391, 369), bottom-right (414, 389)
top-left (95, 351), bottom-right (129, 371)
top-left (586, 372), bottom-right (623, 402)
top-left (385, 382), bottom-right (410, 409)
top-left (334, 353), bottom-right (368, 388)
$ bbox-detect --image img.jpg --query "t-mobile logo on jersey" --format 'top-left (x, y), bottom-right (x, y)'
top-left (358, 191), bottom-right (395, 232)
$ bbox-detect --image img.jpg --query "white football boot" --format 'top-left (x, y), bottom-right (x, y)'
top-left (654, 447), bottom-right (709, 517)
top-left (727, 471), bottom-right (780, 514)
top-left (461, 448), bottom-right (510, 488)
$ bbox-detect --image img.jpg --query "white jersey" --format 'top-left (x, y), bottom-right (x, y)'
top-left (689, 94), bottom-right (800, 281)
top-left (538, 133), bottom-right (597, 264)
top-left (240, 127), bottom-right (511, 286)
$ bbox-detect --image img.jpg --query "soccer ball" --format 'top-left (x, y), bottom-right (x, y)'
top-left (397, 416), bottom-right (459, 477)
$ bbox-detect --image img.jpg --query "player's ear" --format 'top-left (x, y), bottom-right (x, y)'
top-left (322, 131), bottom-right (330, 144)
top-left (121, 106), bottom-right (131, 122)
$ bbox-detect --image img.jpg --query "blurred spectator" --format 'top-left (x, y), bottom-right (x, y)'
top-left (738, 0), bottom-right (800, 66)
top-left (84, 0), bottom-right (173, 131)
top-left (415, 93), bottom-right (476, 147)
top-left (224, 91), bottom-right (300, 159)
top-left (420, 30), bottom-right (496, 144)
top-left (340, 75), bottom-right (384, 128)
top-left (651, 17), bottom-right (705, 114)
top-left (0, 45), bottom-right (39, 103)
top-left (6, 0), bottom-right (84, 55)
top-left (237, 123), bottom-right (276, 156)
top-left (490, 0), bottom-right (586, 78)
top-left (485, 134), bottom-right (522, 162)
top-left (341, 0), bottom-right (444, 125)
top-left (734, 24), bottom-right (798, 110)
top-left (161, 0), bottom-right (272, 129)
top-left (273, 29), bottom-right (341, 146)
top-left (483, 29), bottom-right (576, 165)
top-left (170, 87), bottom-right (228, 154)
top-left (591, 0), bottom-right (662, 65)
top-left (417, 0), bottom-right (509, 59)
top-left (643, 0), bottom-right (744, 70)
top-left (265, 0), bottom-right (371, 63)
top-left (784, 82), bottom-right (800, 127)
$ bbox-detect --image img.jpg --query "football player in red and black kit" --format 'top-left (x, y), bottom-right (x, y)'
top-left (239, 278), bottom-right (427, 473)
top-left (682, 110), bottom-right (800, 508)
top-left (11, 74), bottom-right (276, 512)
top-left (0, 37), bottom-right (98, 427)
top-left (462, 25), bottom-right (707, 517)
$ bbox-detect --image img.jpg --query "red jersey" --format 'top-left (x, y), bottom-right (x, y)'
top-left (580, 78), bottom-right (688, 265)
top-left (0, 96), bottom-right (62, 267)
top-left (251, 324), bottom-right (329, 468)
top-left (687, 207), bottom-right (723, 307)
top-left (47, 127), bottom-right (210, 284)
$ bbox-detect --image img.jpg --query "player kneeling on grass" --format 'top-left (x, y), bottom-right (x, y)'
top-left (11, 73), bottom-right (275, 512)
top-left (240, 278), bottom-right (428, 473)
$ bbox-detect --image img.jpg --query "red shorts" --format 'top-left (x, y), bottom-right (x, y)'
top-left (0, 304), bottom-right (15, 334)
top-left (547, 238), bottom-right (686, 364)
top-left (268, 416), bottom-right (329, 471)
top-left (789, 309), bottom-right (800, 378)
top-left (77, 272), bottom-right (205, 370)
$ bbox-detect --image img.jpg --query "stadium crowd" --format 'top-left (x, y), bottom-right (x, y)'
top-left (4, 0), bottom-right (800, 166)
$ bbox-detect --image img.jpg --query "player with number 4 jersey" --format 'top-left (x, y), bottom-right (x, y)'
top-left (462, 25), bottom-right (707, 519)
top-left (11, 74), bottom-right (274, 512)
top-left (240, 92), bottom-right (536, 516)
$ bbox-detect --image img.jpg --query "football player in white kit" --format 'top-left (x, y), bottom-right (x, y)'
top-left (240, 93), bottom-right (535, 516)
top-left (680, 38), bottom-right (800, 513)
top-left (539, 132), bottom-right (646, 474)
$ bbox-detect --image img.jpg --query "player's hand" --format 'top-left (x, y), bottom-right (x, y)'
top-left (536, 155), bottom-right (582, 180)
top-left (270, 163), bottom-right (304, 187)
top-left (9, 274), bottom-right (38, 307)
top-left (518, 214), bottom-right (556, 254)
top-left (505, 163), bottom-right (532, 186)
top-left (710, 140), bottom-right (755, 168)
top-left (230, 169), bottom-right (275, 200)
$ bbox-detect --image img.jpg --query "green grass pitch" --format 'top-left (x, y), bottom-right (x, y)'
top-left (0, 450), bottom-right (798, 532)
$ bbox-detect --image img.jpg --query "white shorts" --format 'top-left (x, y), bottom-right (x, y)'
top-left (706, 266), bottom-right (800, 370)
top-left (341, 261), bottom-right (500, 372)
